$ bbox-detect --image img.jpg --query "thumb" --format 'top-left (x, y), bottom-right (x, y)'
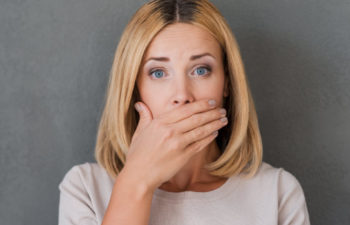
top-left (134, 101), bottom-right (153, 129)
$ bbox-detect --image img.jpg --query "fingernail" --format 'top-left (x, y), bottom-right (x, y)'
top-left (219, 108), bottom-right (226, 115)
top-left (134, 103), bottom-right (142, 111)
top-left (220, 117), bottom-right (228, 123)
top-left (208, 99), bottom-right (216, 107)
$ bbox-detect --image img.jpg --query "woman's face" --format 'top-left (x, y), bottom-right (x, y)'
top-left (136, 23), bottom-right (228, 118)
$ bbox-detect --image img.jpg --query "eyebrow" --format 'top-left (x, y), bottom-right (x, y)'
top-left (144, 52), bottom-right (216, 63)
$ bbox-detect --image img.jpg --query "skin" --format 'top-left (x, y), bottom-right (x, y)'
top-left (136, 22), bottom-right (229, 192)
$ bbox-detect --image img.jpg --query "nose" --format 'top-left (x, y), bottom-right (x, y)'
top-left (171, 76), bottom-right (194, 106)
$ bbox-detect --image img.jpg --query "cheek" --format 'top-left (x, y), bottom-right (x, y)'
top-left (137, 82), bottom-right (165, 117)
top-left (195, 78), bottom-right (225, 104)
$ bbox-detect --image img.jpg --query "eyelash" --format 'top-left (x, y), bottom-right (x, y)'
top-left (148, 65), bottom-right (212, 79)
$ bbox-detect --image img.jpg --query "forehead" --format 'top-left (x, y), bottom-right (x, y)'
top-left (143, 23), bottom-right (222, 60)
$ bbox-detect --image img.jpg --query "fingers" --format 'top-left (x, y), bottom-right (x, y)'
top-left (157, 99), bottom-right (217, 124)
top-left (174, 107), bottom-right (226, 133)
top-left (183, 129), bottom-right (219, 156)
top-left (180, 115), bottom-right (228, 148)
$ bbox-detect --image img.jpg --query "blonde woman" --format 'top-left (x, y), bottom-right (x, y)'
top-left (58, 0), bottom-right (310, 224)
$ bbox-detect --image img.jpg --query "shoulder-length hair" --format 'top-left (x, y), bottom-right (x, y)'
top-left (94, 0), bottom-right (263, 180)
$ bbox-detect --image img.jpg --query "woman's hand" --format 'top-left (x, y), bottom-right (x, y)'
top-left (122, 99), bottom-right (228, 192)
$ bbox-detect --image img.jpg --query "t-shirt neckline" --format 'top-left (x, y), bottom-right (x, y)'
top-left (153, 174), bottom-right (240, 203)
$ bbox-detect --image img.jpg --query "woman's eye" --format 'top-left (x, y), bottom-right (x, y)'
top-left (148, 66), bottom-right (211, 79)
top-left (149, 69), bottom-right (165, 79)
top-left (194, 66), bottom-right (211, 76)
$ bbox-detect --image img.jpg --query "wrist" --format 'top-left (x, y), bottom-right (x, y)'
top-left (117, 166), bottom-right (155, 198)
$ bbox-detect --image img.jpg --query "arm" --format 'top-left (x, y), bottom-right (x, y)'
top-left (101, 167), bottom-right (154, 225)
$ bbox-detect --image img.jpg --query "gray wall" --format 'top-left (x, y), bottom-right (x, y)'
top-left (1, 0), bottom-right (349, 224)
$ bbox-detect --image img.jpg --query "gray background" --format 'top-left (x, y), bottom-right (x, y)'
top-left (1, 0), bottom-right (349, 224)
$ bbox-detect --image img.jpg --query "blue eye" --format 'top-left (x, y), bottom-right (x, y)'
top-left (194, 66), bottom-right (211, 76)
top-left (150, 69), bottom-right (165, 79)
top-left (149, 66), bottom-right (211, 79)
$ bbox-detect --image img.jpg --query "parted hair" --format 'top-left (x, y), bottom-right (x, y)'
top-left (94, 0), bottom-right (263, 180)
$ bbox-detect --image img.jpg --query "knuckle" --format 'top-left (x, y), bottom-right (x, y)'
top-left (188, 131), bottom-right (196, 141)
top-left (170, 139), bottom-right (181, 150)
top-left (194, 127), bottom-right (205, 137)
top-left (163, 127), bottom-right (175, 139)
top-left (190, 141), bottom-right (201, 153)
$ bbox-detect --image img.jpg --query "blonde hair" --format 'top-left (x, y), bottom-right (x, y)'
top-left (94, 0), bottom-right (263, 180)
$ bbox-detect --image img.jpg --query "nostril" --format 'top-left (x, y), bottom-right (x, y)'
top-left (173, 97), bottom-right (193, 105)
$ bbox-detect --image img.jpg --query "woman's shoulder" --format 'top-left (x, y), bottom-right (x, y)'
top-left (260, 161), bottom-right (302, 183)
top-left (236, 161), bottom-right (305, 193)
top-left (58, 163), bottom-right (116, 224)
top-left (256, 162), bottom-right (310, 223)
top-left (59, 162), bottom-right (108, 181)
top-left (58, 162), bottom-right (114, 193)
top-left (245, 161), bottom-right (306, 196)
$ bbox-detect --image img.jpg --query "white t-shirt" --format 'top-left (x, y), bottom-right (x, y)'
top-left (58, 161), bottom-right (311, 225)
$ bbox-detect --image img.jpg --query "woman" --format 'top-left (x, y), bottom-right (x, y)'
top-left (58, 0), bottom-right (311, 224)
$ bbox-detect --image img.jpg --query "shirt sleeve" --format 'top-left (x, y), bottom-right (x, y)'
top-left (277, 168), bottom-right (311, 225)
top-left (58, 165), bottom-right (98, 225)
